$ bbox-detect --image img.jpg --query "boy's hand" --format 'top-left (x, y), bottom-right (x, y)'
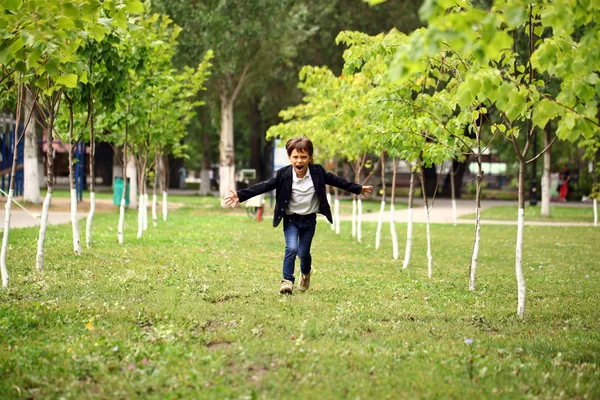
top-left (361, 185), bottom-right (373, 198)
top-left (224, 190), bottom-right (239, 208)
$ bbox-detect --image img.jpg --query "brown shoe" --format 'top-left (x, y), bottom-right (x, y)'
top-left (298, 272), bottom-right (311, 291)
top-left (280, 279), bottom-right (293, 294)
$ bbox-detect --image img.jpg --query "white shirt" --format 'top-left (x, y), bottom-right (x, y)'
top-left (286, 168), bottom-right (320, 215)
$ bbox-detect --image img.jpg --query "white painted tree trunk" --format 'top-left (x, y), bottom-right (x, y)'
top-left (1, 189), bottom-right (14, 288)
top-left (143, 193), bottom-right (149, 231)
top-left (375, 200), bottom-right (385, 249)
top-left (402, 208), bottom-right (413, 269)
top-left (117, 198), bottom-right (126, 245)
top-left (152, 193), bottom-right (157, 227)
top-left (127, 157), bottom-right (137, 210)
top-left (390, 204), bottom-right (399, 260)
top-left (86, 192), bottom-right (95, 248)
top-left (334, 198), bottom-right (340, 234)
top-left (219, 98), bottom-right (235, 208)
top-left (351, 198), bottom-right (357, 237)
top-left (515, 207), bottom-right (526, 318)
top-left (327, 192), bottom-right (334, 231)
top-left (469, 207), bottom-right (481, 291)
top-left (70, 189), bottom-right (82, 255)
top-left (357, 198), bottom-right (363, 243)
top-left (425, 205), bottom-right (432, 278)
top-left (452, 199), bottom-right (457, 226)
top-left (23, 89), bottom-right (40, 204)
top-left (36, 192), bottom-right (52, 271)
top-left (162, 191), bottom-right (168, 222)
top-left (199, 168), bottom-right (211, 196)
top-left (594, 199), bottom-right (598, 227)
top-left (137, 194), bottom-right (144, 238)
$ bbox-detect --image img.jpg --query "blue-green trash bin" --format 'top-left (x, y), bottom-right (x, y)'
top-left (113, 177), bottom-right (130, 206)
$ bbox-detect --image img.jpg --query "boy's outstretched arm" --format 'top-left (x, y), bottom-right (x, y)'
top-left (224, 190), bottom-right (239, 208)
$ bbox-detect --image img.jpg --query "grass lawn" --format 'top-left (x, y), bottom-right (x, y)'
top-left (0, 196), bottom-right (598, 398)
top-left (461, 204), bottom-right (596, 223)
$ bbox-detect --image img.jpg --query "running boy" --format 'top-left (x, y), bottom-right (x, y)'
top-left (224, 137), bottom-right (373, 294)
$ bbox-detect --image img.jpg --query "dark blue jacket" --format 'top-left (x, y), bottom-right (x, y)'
top-left (237, 164), bottom-right (363, 227)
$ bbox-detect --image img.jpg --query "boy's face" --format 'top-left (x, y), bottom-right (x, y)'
top-left (289, 149), bottom-right (310, 177)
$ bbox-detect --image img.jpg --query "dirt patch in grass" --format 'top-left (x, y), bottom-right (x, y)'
top-left (206, 340), bottom-right (231, 349)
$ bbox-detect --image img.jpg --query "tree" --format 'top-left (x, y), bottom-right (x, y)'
top-left (392, 0), bottom-right (600, 317)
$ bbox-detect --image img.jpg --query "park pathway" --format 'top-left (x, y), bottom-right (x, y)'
top-left (1, 198), bottom-right (596, 230)
top-left (341, 198), bottom-right (597, 227)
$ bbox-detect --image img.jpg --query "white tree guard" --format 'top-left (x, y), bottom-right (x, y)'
top-left (469, 207), bottom-right (481, 291)
top-left (390, 204), bottom-right (399, 260)
top-left (137, 194), bottom-right (144, 238)
top-left (70, 189), bottom-right (82, 255)
top-left (143, 193), bottom-right (149, 231)
top-left (327, 193), bottom-right (334, 231)
top-left (375, 200), bottom-right (385, 249)
top-left (86, 192), bottom-right (95, 248)
top-left (219, 165), bottom-right (235, 208)
top-left (36, 192), bottom-right (52, 271)
top-left (152, 193), bottom-right (158, 227)
top-left (594, 199), bottom-right (597, 227)
top-left (117, 198), bottom-right (126, 245)
top-left (351, 199), bottom-right (357, 237)
top-left (1, 189), bottom-right (14, 288)
top-left (402, 208), bottom-right (413, 269)
top-left (515, 208), bottom-right (526, 318)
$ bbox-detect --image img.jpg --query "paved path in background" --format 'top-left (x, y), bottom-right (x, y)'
top-left (0, 211), bottom-right (73, 230)
top-left (339, 198), bottom-right (598, 227)
top-left (1, 198), bottom-right (596, 230)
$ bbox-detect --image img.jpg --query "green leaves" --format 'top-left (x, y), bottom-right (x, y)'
top-left (3, 0), bottom-right (22, 12)
top-left (54, 74), bottom-right (79, 88)
top-left (125, 0), bottom-right (144, 13)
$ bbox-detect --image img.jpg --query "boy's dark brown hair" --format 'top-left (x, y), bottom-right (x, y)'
top-left (285, 137), bottom-right (314, 160)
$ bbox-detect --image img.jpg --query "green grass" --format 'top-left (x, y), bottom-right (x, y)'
top-left (461, 205), bottom-right (596, 223)
top-left (0, 196), bottom-right (598, 398)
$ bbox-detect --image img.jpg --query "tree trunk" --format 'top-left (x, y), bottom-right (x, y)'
top-left (1, 85), bottom-right (23, 287)
top-left (23, 87), bottom-right (40, 204)
top-left (541, 124), bottom-right (551, 217)
top-left (36, 93), bottom-right (58, 271)
top-left (199, 109), bottom-right (212, 196)
top-left (66, 101), bottom-right (82, 255)
top-left (418, 159), bottom-right (433, 278)
top-left (515, 157), bottom-right (527, 318)
top-left (219, 95), bottom-right (235, 208)
top-left (152, 154), bottom-right (159, 228)
top-left (390, 158), bottom-right (399, 260)
top-left (248, 97), bottom-right (264, 184)
top-left (376, 153), bottom-right (386, 250)
top-left (118, 128), bottom-right (129, 245)
top-left (469, 126), bottom-right (483, 291)
top-left (402, 168), bottom-right (415, 269)
top-left (160, 154), bottom-right (168, 221)
top-left (86, 93), bottom-right (96, 248)
top-left (442, 159), bottom-right (467, 199)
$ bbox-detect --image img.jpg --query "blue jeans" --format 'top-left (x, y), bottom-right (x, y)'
top-left (282, 214), bottom-right (317, 283)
